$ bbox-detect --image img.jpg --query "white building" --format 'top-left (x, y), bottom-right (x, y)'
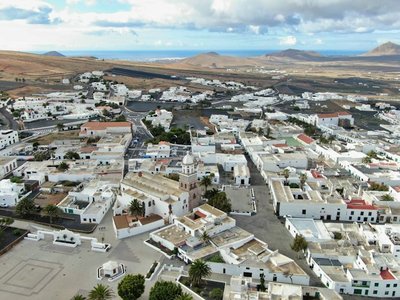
top-left (0, 130), bottom-right (19, 149)
top-left (233, 164), bottom-right (250, 186)
top-left (0, 179), bottom-right (25, 207)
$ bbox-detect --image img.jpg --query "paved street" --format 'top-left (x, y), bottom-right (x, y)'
top-left (232, 156), bottom-right (323, 287)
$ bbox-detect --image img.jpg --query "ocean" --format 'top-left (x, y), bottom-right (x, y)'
top-left (46, 49), bottom-right (364, 62)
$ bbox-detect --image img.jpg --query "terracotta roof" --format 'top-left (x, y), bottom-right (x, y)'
top-left (81, 121), bottom-right (131, 130)
top-left (273, 143), bottom-right (288, 148)
top-left (381, 269), bottom-right (396, 280)
top-left (139, 214), bottom-right (163, 225)
top-left (195, 210), bottom-right (207, 218)
top-left (297, 133), bottom-right (315, 144)
top-left (80, 146), bottom-right (98, 153)
top-left (311, 169), bottom-right (324, 179)
top-left (317, 112), bottom-right (351, 118)
top-left (113, 215), bottom-right (129, 229)
top-left (346, 199), bottom-right (377, 210)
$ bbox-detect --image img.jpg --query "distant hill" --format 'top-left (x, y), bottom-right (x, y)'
top-left (265, 49), bottom-right (323, 61)
top-left (175, 52), bottom-right (257, 68)
top-left (362, 42), bottom-right (400, 56)
top-left (42, 51), bottom-right (65, 57)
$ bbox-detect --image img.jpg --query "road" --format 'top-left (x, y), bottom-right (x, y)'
top-left (232, 155), bottom-right (324, 287)
top-left (0, 107), bottom-right (19, 130)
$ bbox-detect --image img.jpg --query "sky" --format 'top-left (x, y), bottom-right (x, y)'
top-left (0, 0), bottom-right (399, 52)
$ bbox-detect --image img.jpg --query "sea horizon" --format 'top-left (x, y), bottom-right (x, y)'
top-left (30, 49), bottom-right (364, 62)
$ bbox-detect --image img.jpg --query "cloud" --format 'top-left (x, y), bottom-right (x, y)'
top-left (87, 27), bottom-right (137, 36)
top-left (0, 1), bottom-right (59, 24)
top-left (279, 35), bottom-right (297, 46)
top-left (111, 0), bottom-right (400, 34)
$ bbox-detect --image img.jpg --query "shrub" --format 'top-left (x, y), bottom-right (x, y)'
top-left (13, 229), bottom-right (22, 236)
top-left (209, 288), bottom-right (223, 300)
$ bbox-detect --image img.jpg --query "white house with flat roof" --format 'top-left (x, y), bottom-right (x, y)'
top-left (149, 204), bottom-right (310, 285)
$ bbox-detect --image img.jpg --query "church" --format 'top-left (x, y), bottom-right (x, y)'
top-left (115, 152), bottom-right (202, 223)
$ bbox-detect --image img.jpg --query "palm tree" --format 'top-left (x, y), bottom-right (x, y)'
top-left (299, 173), bottom-right (307, 191)
top-left (88, 284), bottom-right (114, 300)
top-left (43, 204), bottom-right (61, 224)
top-left (201, 231), bottom-right (210, 244)
top-left (71, 295), bottom-right (86, 300)
top-left (129, 199), bottom-right (144, 220)
top-left (200, 174), bottom-right (214, 194)
top-left (282, 168), bottom-right (290, 186)
top-left (189, 259), bottom-right (211, 287)
top-left (175, 293), bottom-right (193, 300)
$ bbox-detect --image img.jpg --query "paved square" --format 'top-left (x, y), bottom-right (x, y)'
top-left (0, 260), bottom-right (62, 296)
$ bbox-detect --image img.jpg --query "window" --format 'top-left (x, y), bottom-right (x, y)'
top-left (385, 291), bottom-right (389, 295)
top-left (394, 284), bottom-right (398, 287)
top-left (349, 216), bottom-right (352, 220)
top-left (368, 212), bottom-right (372, 216)
top-left (360, 211), bottom-right (364, 216)
top-left (351, 211), bottom-right (354, 215)
top-left (373, 290), bottom-right (377, 295)
top-left (374, 283), bottom-right (379, 287)
top-left (354, 289), bottom-right (362, 295)
top-left (302, 209), bottom-right (306, 215)
top-left (386, 283), bottom-right (390, 288)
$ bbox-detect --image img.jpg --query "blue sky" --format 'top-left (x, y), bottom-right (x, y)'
top-left (0, 0), bottom-right (399, 51)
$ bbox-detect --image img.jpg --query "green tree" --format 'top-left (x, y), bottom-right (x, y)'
top-left (175, 293), bottom-right (193, 300)
top-left (201, 231), bottom-right (210, 244)
top-left (15, 198), bottom-right (35, 218)
top-left (259, 273), bottom-right (266, 292)
top-left (382, 194), bottom-right (394, 201)
top-left (0, 217), bottom-right (14, 237)
top-left (88, 284), bottom-right (114, 300)
top-left (208, 192), bottom-right (232, 213)
top-left (362, 156), bottom-right (372, 164)
top-left (299, 173), bottom-right (307, 191)
top-left (65, 151), bottom-right (80, 160)
top-left (291, 234), bottom-right (308, 258)
top-left (204, 188), bottom-right (219, 200)
top-left (57, 162), bottom-right (70, 171)
top-left (71, 295), bottom-right (86, 300)
top-left (114, 114), bottom-right (127, 122)
top-left (117, 274), bottom-right (145, 300)
top-left (265, 126), bottom-right (271, 138)
top-left (129, 199), bottom-right (144, 220)
top-left (367, 150), bottom-right (378, 159)
top-left (369, 182), bottom-right (389, 191)
top-left (149, 281), bottom-right (182, 300)
top-left (209, 288), bottom-right (223, 300)
top-left (32, 141), bottom-right (40, 149)
top-left (57, 123), bottom-right (64, 131)
top-left (200, 174), bottom-right (214, 194)
top-left (10, 176), bottom-right (23, 183)
top-left (189, 259), bottom-right (211, 287)
top-left (282, 169), bottom-right (290, 186)
top-left (43, 204), bottom-right (61, 224)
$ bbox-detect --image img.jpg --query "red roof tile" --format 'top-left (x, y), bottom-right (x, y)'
top-left (317, 112), bottom-right (351, 118)
top-left (381, 269), bottom-right (396, 280)
top-left (297, 133), bottom-right (315, 144)
top-left (311, 169), bottom-right (324, 179)
top-left (347, 199), bottom-right (377, 210)
top-left (81, 121), bottom-right (131, 130)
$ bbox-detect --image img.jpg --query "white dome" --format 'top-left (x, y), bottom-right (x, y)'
top-left (182, 151), bottom-right (194, 165)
